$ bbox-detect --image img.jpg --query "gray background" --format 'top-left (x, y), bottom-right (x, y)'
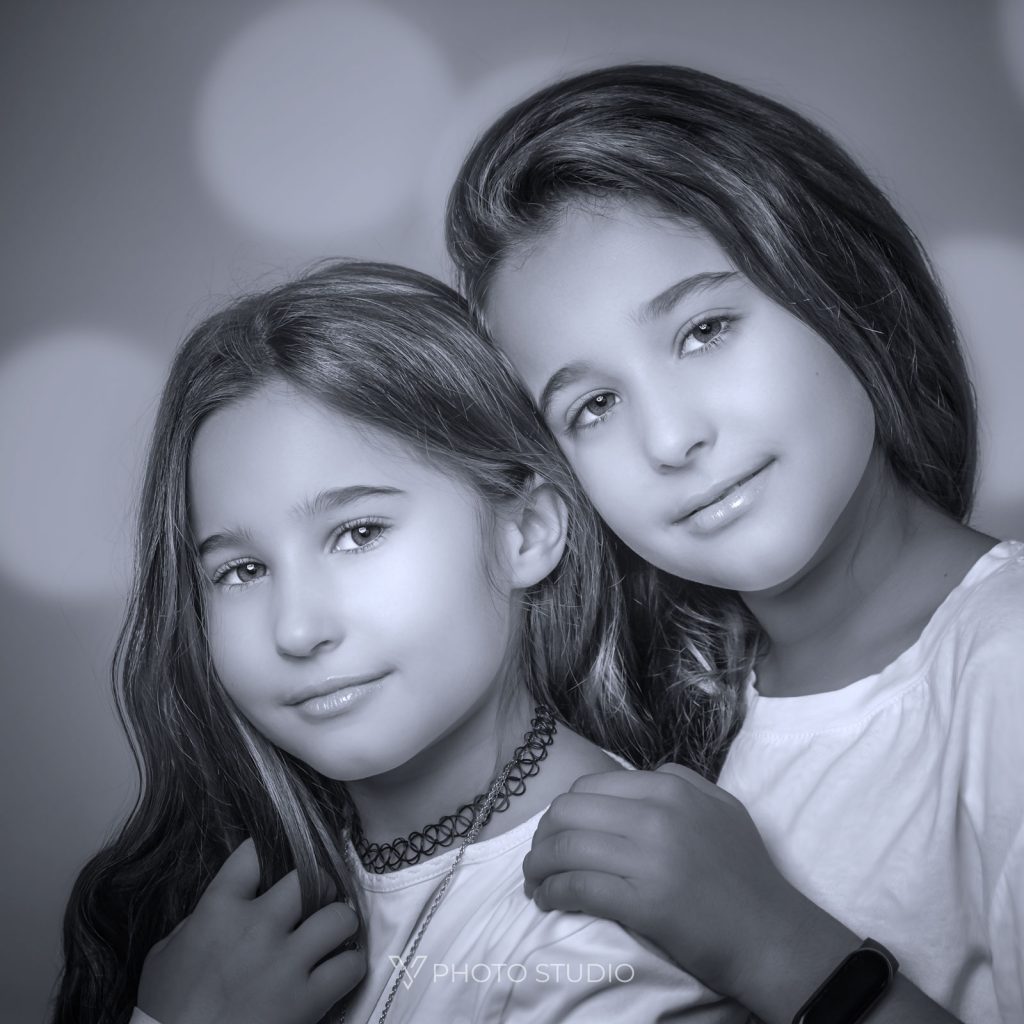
top-left (2, 1), bottom-right (1023, 1021)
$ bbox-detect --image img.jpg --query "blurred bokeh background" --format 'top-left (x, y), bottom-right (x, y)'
top-left (2, 1), bottom-right (1022, 1019)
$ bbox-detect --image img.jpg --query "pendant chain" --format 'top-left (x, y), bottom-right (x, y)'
top-left (339, 706), bottom-right (556, 1023)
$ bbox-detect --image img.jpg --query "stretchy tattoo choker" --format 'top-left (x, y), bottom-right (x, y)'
top-left (341, 708), bottom-right (559, 1024)
top-left (350, 704), bottom-right (557, 874)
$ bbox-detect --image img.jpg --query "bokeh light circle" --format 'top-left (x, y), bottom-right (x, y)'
top-left (0, 333), bottom-right (166, 600)
top-left (419, 57), bottom-right (573, 259)
top-left (196, 0), bottom-right (455, 247)
top-left (933, 235), bottom-right (1024, 538)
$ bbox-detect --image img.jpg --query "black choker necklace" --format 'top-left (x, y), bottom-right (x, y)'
top-left (351, 705), bottom-right (557, 874)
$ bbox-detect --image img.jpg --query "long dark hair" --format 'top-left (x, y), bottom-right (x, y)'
top-left (53, 261), bottom-right (656, 1024)
top-left (446, 63), bottom-right (979, 775)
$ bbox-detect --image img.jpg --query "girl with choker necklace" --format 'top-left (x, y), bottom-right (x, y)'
top-left (52, 261), bottom-right (746, 1024)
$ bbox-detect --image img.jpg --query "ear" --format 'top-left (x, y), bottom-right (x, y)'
top-left (498, 477), bottom-right (568, 590)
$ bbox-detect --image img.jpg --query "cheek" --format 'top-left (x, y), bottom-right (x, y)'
top-left (800, 361), bottom-right (876, 478)
top-left (761, 331), bottom-right (875, 454)
top-left (383, 540), bottom-right (512, 663)
top-left (205, 601), bottom-right (263, 700)
top-left (823, 385), bottom-right (876, 479)
top-left (767, 348), bottom-right (877, 528)
top-left (205, 604), bottom-right (232, 675)
top-left (567, 439), bottom-right (643, 531)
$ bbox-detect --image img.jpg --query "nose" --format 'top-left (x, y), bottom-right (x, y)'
top-left (272, 571), bottom-right (343, 659)
top-left (638, 380), bottom-right (714, 471)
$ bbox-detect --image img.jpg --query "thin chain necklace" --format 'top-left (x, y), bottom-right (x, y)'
top-left (351, 705), bottom-right (556, 873)
top-left (342, 706), bottom-right (557, 1024)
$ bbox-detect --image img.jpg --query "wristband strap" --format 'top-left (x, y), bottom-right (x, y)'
top-left (792, 937), bottom-right (899, 1024)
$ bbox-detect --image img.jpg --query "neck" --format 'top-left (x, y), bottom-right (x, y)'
top-left (343, 687), bottom-right (536, 847)
top-left (743, 452), bottom-right (992, 697)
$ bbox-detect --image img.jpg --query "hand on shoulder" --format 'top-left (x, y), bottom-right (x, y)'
top-left (137, 839), bottom-right (365, 1024)
top-left (521, 762), bottom-right (801, 1001)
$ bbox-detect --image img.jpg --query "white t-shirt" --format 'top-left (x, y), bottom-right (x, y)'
top-left (718, 539), bottom-right (1024, 1024)
top-left (340, 806), bottom-right (744, 1023)
top-left (132, 783), bottom-right (743, 1024)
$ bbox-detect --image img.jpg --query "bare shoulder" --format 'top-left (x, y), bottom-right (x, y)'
top-left (557, 726), bottom-right (629, 776)
top-left (527, 725), bottom-right (628, 809)
top-left (477, 719), bottom-right (630, 842)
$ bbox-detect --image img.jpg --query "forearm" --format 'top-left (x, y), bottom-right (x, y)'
top-left (730, 884), bottom-right (960, 1024)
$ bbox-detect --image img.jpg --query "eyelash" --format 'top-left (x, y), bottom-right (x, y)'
top-left (564, 313), bottom-right (738, 434)
top-left (676, 312), bottom-right (736, 356)
top-left (209, 518), bottom-right (391, 589)
top-left (210, 557), bottom-right (266, 589)
top-left (333, 517), bottom-right (389, 554)
top-left (565, 392), bottom-right (619, 434)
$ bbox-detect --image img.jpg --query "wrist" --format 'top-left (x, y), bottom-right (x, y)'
top-left (791, 938), bottom-right (899, 1024)
top-left (727, 883), bottom-right (863, 1024)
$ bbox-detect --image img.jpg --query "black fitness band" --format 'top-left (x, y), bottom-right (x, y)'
top-left (791, 937), bottom-right (899, 1024)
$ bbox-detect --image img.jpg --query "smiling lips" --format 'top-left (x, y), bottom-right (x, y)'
top-left (675, 460), bottom-right (774, 532)
top-left (287, 673), bottom-right (389, 719)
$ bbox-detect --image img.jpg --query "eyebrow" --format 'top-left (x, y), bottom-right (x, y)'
top-left (539, 363), bottom-right (593, 420)
top-left (197, 485), bottom-right (404, 558)
top-left (537, 270), bottom-right (739, 418)
top-left (290, 485), bottom-right (404, 519)
top-left (198, 526), bottom-right (256, 559)
top-left (636, 270), bottom-right (739, 324)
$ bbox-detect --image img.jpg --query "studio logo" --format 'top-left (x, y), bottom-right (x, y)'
top-left (386, 954), bottom-right (637, 988)
top-left (388, 954), bottom-right (428, 989)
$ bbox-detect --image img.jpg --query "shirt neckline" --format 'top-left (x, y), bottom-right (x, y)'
top-left (347, 749), bottom-right (635, 893)
top-left (347, 807), bottom-right (546, 893)
top-left (741, 539), bottom-right (1021, 736)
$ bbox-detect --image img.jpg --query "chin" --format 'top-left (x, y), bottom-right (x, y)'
top-left (721, 542), bottom-right (828, 595)
top-left (323, 741), bottom-right (437, 784)
top-left (648, 539), bottom-right (818, 595)
top-left (269, 740), bottom-right (374, 782)
top-left (313, 753), bottom-right (394, 783)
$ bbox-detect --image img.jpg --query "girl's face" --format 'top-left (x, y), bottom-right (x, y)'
top-left (189, 383), bottom-right (523, 782)
top-left (486, 203), bottom-right (877, 594)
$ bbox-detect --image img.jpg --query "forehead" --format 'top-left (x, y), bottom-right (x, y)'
top-left (485, 204), bottom-right (734, 382)
top-left (188, 385), bottom-right (464, 527)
